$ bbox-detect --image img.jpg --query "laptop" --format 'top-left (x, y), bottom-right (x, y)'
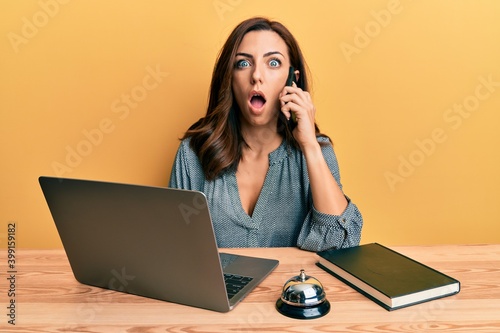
top-left (39, 176), bottom-right (279, 312)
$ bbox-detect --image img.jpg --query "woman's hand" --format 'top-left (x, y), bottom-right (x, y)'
top-left (279, 82), bottom-right (318, 150)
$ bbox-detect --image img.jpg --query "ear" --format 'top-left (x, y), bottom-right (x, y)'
top-left (294, 70), bottom-right (300, 83)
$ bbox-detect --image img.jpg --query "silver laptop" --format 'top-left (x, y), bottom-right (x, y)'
top-left (39, 176), bottom-right (279, 312)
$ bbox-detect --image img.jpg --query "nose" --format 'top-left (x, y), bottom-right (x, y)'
top-left (251, 63), bottom-right (263, 84)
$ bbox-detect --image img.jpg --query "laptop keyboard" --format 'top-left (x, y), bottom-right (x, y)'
top-left (224, 273), bottom-right (253, 299)
top-left (219, 253), bottom-right (254, 299)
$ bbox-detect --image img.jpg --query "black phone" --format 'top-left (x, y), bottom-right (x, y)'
top-left (285, 66), bottom-right (297, 127)
top-left (286, 66), bottom-right (295, 87)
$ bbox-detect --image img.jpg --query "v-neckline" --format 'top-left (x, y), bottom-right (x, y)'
top-left (230, 170), bottom-right (266, 222)
top-left (228, 139), bottom-right (289, 225)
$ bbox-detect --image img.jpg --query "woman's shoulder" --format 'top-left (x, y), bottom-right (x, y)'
top-left (317, 135), bottom-right (332, 145)
top-left (178, 136), bottom-right (191, 147)
top-left (170, 137), bottom-right (206, 188)
top-left (285, 135), bottom-right (333, 157)
top-left (176, 137), bottom-right (199, 161)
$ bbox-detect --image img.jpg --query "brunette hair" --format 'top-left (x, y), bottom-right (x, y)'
top-left (183, 17), bottom-right (326, 180)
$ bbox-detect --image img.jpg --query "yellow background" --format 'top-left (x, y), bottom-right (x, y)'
top-left (1, 0), bottom-right (499, 248)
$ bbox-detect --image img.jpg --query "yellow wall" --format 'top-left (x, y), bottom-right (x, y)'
top-left (1, 0), bottom-right (499, 248)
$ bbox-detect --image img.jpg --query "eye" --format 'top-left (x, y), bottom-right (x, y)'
top-left (236, 59), bottom-right (251, 69)
top-left (269, 58), bottom-right (281, 67)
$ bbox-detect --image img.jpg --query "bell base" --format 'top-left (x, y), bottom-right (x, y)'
top-left (275, 298), bottom-right (330, 320)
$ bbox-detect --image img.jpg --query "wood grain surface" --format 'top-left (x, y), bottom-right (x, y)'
top-left (1, 245), bottom-right (499, 332)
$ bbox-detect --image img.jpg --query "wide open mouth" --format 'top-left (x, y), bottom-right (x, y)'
top-left (250, 94), bottom-right (266, 109)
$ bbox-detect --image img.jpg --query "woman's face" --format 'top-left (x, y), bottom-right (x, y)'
top-left (232, 30), bottom-right (291, 129)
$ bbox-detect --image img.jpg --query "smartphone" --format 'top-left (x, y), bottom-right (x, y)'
top-left (285, 66), bottom-right (297, 127)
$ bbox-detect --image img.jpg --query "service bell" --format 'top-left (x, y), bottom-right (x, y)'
top-left (276, 269), bottom-right (330, 319)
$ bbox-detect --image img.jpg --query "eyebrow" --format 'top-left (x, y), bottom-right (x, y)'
top-left (235, 51), bottom-right (285, 58)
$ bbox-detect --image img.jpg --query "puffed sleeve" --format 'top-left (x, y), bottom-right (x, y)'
top-left (296, 138), bottom-right (363, 252)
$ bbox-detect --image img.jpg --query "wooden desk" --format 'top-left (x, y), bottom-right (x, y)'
top-left (3, 245), bottom-right (500, 332)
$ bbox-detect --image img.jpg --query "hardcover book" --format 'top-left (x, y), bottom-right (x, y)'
top-left (316, 243), bottom-right (460, 311)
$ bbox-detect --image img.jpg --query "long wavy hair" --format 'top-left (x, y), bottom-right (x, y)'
top-left (183, 17), bottom-right (327, 180)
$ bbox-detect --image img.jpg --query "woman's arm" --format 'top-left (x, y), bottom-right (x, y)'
top-left (302, 141), bottom-right (348, 215)
top-left (281, 83), bottom-right (348, 216)
top-left (296, 141), bottom-right (363, 251)
top-left (281, 83), bottom-right (363, 251)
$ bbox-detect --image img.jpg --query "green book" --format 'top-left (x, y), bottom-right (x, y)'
top-left (316, 243), bottom-right (460, 311)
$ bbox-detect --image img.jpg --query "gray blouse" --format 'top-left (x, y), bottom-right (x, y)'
top-left (168, 136), bottom-right (363, 252)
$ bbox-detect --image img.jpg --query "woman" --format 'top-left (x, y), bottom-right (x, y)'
top-left (169, 17), bottom-right (363, 251)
